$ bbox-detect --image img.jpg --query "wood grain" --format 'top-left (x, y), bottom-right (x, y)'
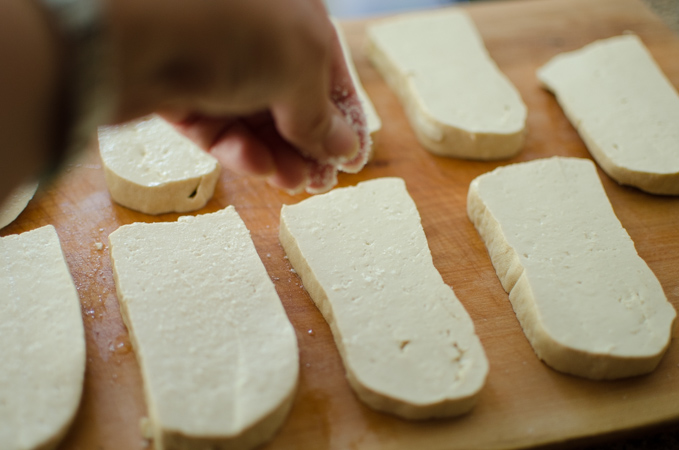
top-left (2, 0), bottom-right (678, 448)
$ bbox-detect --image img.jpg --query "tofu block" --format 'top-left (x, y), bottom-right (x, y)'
top-left (280, 178), bottom-right (488, 419)
top-left (334, 19), bottom-right (382, 151)
top-left (538, 35), bottom-right (679, 195)
top-left (98, 115), bottom-right (220, 214)
top-left (0, 180), bottom-right (38, 229)
top-left (367, 10), bottom-right (526, 160)
top-left (109, 207), bottom-right (298, 450)
top-left (468, 157), bottom-right (676, 379)
top-left (0, 226), bottom-right (86, 450)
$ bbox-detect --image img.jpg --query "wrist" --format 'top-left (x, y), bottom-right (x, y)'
top-left (31, 0), bottom-right (116, 180)
top-left (0, 1), bottom-right (62, 199)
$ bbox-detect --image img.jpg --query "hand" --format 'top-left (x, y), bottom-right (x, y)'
top-left (108, 0), bottom-right (367, 193)
top-left (0, 0), bottom-right (60, 203)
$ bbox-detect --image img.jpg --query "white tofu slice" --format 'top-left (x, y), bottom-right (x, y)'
top-left (109, 207), bottom-right (298, 449)
top-left (538, 35), bottom-right (679, 195)
top-left (98, 115), bottom-right (220, 215)
top-left (280, 178), bottom-right (488, 419)
top-left (0, 225), bottom-right (86, 450)
top-left (468, 157), bottom-right (676, 379)
top-left (367, 10), bottom-right (526, 160)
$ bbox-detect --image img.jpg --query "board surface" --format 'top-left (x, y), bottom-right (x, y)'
top-left (2, 0), bottom-right (679, 448)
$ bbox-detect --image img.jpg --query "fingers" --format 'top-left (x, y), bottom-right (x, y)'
top-left (306, 162), bottom-right (338, 194)
top-left (148, 6), bottom-right (369, 195)
top-left (159, 109), bottom-right (309, 192)
top-left (210, 122), bottom-right (275, 177)
top-left (209, 118), bottom-right (308, 192)
top-left (157, 110), bottom-right (235, 151)
top-left (267, 141), bottom-right (309, 193)
top-left (327, 23), bottom-right (370, 173)
top-left (250, 117), bottom-right (309, 192)
top-left (270, 28), bottom-right (359, 166)
top-left (272, 95), bottom-right (359, 165)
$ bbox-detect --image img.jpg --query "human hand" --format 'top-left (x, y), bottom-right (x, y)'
top-left (108, 0), bottom-right (369, 193)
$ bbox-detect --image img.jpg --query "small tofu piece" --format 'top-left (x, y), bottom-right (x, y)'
top-left (538, 35), bottom-right (679, 195)
top-left (109, 207), bottom-right (299, 450)
top-left (367, 11), bottom-right (526, 160)
top-left (0, 226), bottom-right (86, 450)
top-left (468, 157), bottom-right (676, 379)
top-left (280, 178), bottom-right (488, 419)
top-left (98, 115), bottom-right (220, 214)
top-left (0, 180), bottom-right (38, 229)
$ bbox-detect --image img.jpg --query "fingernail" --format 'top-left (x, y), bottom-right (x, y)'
top-left (323, 113), bottom-right (359, 159)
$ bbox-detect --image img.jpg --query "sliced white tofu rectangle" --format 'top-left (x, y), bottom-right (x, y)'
top-left (98, 115), bottom-right (220, 214)
top-left (280, 178), bottom-right (488, 419)
top-left (367, 10), bottom-right (526, 160)
top-left (538, 35), bottom-right (679, 195)
top-left (0, 225), bottom-right (86, 450)
top-left (468, 157), bottom-right (676, 379)
top-left (109, 207), bottom-right (298, 449)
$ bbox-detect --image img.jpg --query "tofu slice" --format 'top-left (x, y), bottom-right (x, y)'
top-left (0, 226), bottom-right (86, 450)
top-left (367, 11), bottom-right (526, 160)
top-left (98, 115), bottom-right (220, 214)
top-left (333, 19), bottom-right (382, 151)
top-left (109, 207), bottom-right (298, 449)
top-left (538, 35), bottom-right (679, 195)
top-left (468, 157), bottom-right (676, 379)
top-left (0, 180), bottom-right (38, 229)
top-left (280, 178), bottom-right (488, 419)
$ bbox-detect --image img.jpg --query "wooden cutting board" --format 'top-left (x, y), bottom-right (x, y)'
top-left (3, 0), bottom-right (679, 448)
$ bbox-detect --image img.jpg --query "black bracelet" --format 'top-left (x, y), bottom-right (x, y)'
top-left (33, 0), bottom-right (115, 180)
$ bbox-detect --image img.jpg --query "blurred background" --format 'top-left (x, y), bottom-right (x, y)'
top-left (325, 0), bottom-right (677, 32)
top-left (325, 0), bottom-right (464, 18)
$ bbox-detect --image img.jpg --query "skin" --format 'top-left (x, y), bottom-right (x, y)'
top-left (0, 0), bottom-right (60, 204)
top-left (0, 0), bottom-right (360, 203)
